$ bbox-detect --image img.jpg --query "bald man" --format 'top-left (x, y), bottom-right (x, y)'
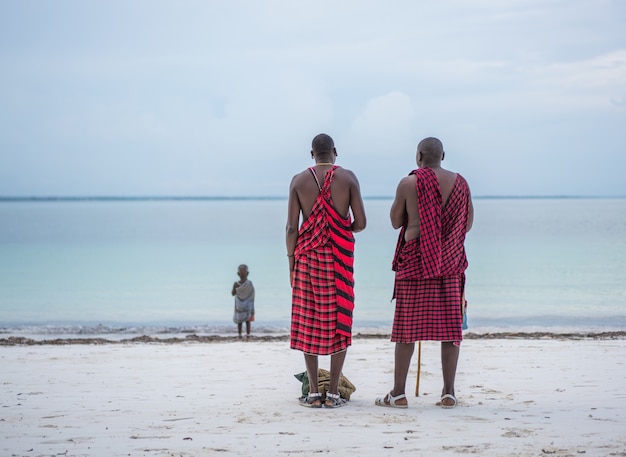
top-left (376, 137), bottom-right (474, 409)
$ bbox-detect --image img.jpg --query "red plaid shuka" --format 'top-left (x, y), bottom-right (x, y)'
top-left (391, 168), bottom-right (471, 343)
top-left (290, 166), bottom-right (355, 355)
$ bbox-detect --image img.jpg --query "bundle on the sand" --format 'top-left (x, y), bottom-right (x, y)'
top-left (294, 368), bottom-right (356, 400)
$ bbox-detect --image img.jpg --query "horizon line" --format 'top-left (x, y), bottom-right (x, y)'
top-left (0, 195), bottom-right (625, 202)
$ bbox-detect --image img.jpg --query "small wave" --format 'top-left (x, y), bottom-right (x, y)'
top-left (0, 323), bottom-right (292, 340)
top-left (1, 316), bottom-right (623, 342)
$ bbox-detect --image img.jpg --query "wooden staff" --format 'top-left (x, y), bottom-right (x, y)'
top-left (415, 341), bottom-right (422, 396)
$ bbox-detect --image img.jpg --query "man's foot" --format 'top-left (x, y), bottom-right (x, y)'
top-left (299, 392), bottom-right (322, 408)
top-left (324, 392), bottom-right (348, 408)
top-left (375, 391), bottom-right (408, 408)
top-left (439, 394), bottom-right (457, 408)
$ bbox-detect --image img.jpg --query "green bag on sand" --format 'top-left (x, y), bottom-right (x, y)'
top-left (294, 368), bottom-right (356, 400)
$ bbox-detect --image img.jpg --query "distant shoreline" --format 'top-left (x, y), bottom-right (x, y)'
top-left (2, 331), bottom-right (625, 346)
top-left (1, 195), bottom-right (625, 202)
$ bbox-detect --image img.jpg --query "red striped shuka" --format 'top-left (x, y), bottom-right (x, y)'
top-left (290, 166), bottom-right (355, 356)
top-left (391, 167), bottom-right (471, 343)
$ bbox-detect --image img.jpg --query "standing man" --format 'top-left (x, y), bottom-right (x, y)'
top-left (286, 133), bottom-right (367, 408)
top-left (375, 137), bottom-right (473, 409)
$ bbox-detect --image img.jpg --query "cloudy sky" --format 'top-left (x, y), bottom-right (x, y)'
top-left (1, 0), bottom-right (625, 197)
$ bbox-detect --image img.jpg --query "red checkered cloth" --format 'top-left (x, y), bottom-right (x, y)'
top-left (391, 168), bottom-right (471, 343)
top-left (290, 166), bottom-right (355, 355)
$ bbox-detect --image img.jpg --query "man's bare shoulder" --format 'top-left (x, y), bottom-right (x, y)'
top-left (438, 167), bottom-right (458, 178)
top-left (290, 169), bottom-right (312, 187)
top-left (397, 174), bottom-right (417, 190)
top-left (333, 166), bottom-right (359, 183)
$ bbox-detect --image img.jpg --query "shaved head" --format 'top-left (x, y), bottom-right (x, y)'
top-left (418, 137), bottom-right (444, 157)
top-left (417, 137), bottom-right (445, 167)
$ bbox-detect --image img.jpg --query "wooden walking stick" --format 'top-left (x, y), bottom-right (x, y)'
top-left (415, 341), bottom-right (422, 396)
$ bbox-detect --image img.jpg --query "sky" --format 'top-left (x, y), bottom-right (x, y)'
top-left (0, 0), bottom-right (625, 197)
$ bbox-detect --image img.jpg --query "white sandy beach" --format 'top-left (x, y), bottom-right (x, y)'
top-left (2, 336), bottom-right (625, 457)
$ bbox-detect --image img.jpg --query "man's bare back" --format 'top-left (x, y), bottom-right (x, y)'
top-left (289, 165), bottom-right (364, 222)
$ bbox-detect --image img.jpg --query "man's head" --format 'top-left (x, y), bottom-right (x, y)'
top-left (311, 133), bottom-right (337, 162)
top-left (417, 137), bottom-right (445, 168)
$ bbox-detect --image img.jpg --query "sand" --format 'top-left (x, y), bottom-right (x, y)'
top-left (1, 335), bottom-right (625, 457)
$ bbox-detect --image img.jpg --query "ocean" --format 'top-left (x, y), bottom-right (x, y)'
top-left (1, 197), bottom-right (625, 339)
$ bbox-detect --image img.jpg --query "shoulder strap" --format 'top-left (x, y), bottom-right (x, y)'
top-left (308, 167), bottom-right (322, 191)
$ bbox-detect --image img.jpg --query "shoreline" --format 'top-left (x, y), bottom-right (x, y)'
top-left (2, 330), bottom-right (625, 346)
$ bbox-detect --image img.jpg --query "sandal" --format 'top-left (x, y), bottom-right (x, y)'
top-left (439, 394), bottom-right (457, 409)
top-left (375, 392), bottom-right (408, 409)
top-left (299, 392), bottom-right (322, 408)
top-left (324, 392), bottom-right (348, 408)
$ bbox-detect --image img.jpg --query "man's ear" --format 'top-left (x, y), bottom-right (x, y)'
top-left (442, 151), bottom-right (445, 161)
top-left (311, 150), bottom-right (315, 159)
top-left (333, 147), bottom-right (337, 156)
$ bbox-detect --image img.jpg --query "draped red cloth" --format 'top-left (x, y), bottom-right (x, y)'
top-left (392, 168), bottom-right (469, 280)
top-left (390, 167), bottom-right (471, 343)
top-left (291, 166), bottom-right (355, 355)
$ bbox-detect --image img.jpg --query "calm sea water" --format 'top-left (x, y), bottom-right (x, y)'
top-left (0, 197), bottom-right (625, 337)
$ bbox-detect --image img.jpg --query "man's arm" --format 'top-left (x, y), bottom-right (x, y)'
top-left (286, 177), bottom-right (301, 283)
top-left (390, 177), bottom-right (409, 229)
top-left (348, 172), bottom-right (366, 233)
top-left (466, 187), bottom-right (474, 232)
